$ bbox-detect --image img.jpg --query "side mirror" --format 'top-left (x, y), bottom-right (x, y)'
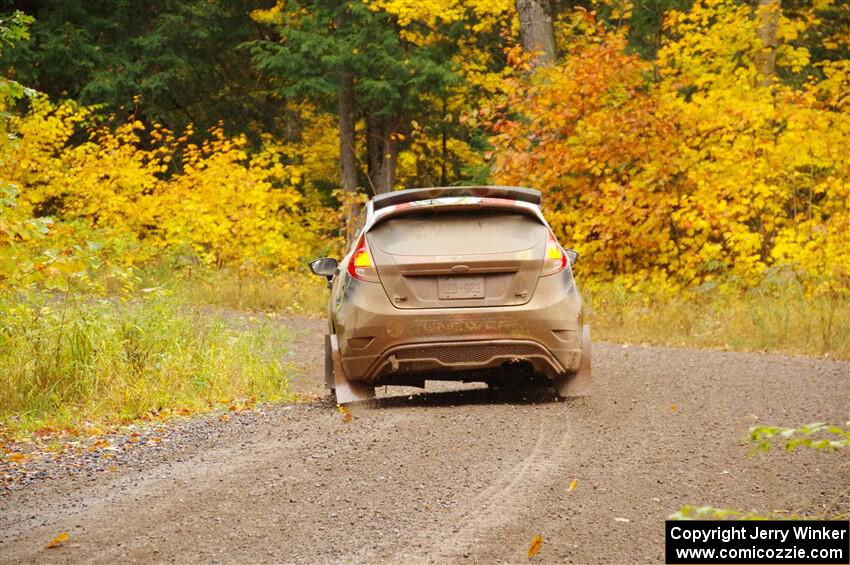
top-left (565, 249), bottom-right (579, 265)
top-left (309, 257), bottom-right (338, 281)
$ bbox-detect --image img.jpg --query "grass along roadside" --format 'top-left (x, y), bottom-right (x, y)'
top-left (2, 269), bottom-right (846, 443)
top-left (161, 269), bottom-right (850, 358)
top-left (140, 266), bottom-right (850, 360)
top-left (587, 281), bottom-right (850, 359)
top-left (141, 267), bottom-right (330, 315)
top-left (0, 293), bottom-right (296, 438)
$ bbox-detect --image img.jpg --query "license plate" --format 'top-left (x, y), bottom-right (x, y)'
top-left (438, 276), bottom-right (485, 300)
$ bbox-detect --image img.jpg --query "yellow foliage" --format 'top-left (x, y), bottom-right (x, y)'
top-left (370, 0), bottom-right (513, 36)
top-left (0, 98), bottom-right (338, 285)
top-left (491, 1), bottom-right (850, 296)
top-left (3, 0), bottom-right (848, 300)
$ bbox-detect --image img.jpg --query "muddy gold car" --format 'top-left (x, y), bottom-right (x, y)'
top-left (309, 186), bottom-right (591, 403)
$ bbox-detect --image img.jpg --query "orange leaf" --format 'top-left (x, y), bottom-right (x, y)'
top-left (341, 412), bottom-right (353, 424)
top-left (46, 532), bottom-right (69, 549)
top-left (91, 439), bottom-right (110, 449)
top-left (8, 453), bottom-right (26, 463)
top-left (528, 534), bottom-right (543, 558)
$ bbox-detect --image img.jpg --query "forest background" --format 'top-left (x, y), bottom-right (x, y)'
top-left (0, 0), bottom-right (848, 433)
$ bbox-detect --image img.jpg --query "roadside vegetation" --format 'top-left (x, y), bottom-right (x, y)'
top-left (1, 0), bottom-right (848, 438)
top-left (0, 294), bottom-right (295, 436)
top-left (587, 279), bottom-right (850, 359)
top-left (673, 423), bottom-right (850, 520)
top-left (166, 269), bottom-right (329, 315)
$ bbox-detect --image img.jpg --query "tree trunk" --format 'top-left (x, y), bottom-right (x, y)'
top-left (376, 127), bottom-right (399, 194)
top-left (338, 68), bottom-right (359, 243)
top-left (339, 70), bottom-right (357, 193)
top-left (365, 113), bottom-right (382, 191)
top-left (365, 112), bottom-right (401, 195)
top-left (515, 0), bottom-right (556, 65)
top-left (440, 96), bottom-right (448, 186)
top-left (752, 0), bottom-right (781, 87)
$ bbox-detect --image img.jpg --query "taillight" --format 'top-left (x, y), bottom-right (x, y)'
top-left (347, 234), bottom-right (380, 282)
top-left (541, 231), bottom-right (568, 276)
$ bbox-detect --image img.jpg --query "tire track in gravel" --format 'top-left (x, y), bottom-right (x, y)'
top-left (1, 315), bottom-right (847, 565)
top-left (409, 418), bottom-right (570, 563)
top-left (0, 403), bottom-right (407, 564)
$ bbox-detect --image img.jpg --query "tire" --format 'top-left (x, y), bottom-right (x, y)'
top-left (324, 334), bottom-right (335, 395)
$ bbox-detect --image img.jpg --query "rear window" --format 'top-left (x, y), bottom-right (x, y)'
top-left (367, 210), bottom-right (546, 256)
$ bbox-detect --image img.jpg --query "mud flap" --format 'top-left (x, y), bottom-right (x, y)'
top-left (330, 334), bottom-right (376, 404)
top-left (555, 324), bottom-right (592, 398)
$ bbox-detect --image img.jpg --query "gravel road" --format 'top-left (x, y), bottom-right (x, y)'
top-left (1, 317), bottom-right (847, 564)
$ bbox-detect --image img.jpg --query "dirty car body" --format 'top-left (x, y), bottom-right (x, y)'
top-left (309, 186), bottom-right (591, 403)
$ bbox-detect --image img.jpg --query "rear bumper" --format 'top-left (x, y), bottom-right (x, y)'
top-left (333, 272), bottom-right (583, 383)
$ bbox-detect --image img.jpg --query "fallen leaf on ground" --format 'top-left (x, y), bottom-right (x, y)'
top-left (219, 414), bottom-right (230, 422)
top-left (671, 404), bottom-right (678, 413)
top-left (337, 405), bottom-right (353, 423)
top-left (8, 453), bottom-right (26, 463)
top-left (568, 479), bottom-right (578, 491)
top-left (46, 532), bottom-right (69, 549)
top-left (528, 534), bottom-right (543, 558)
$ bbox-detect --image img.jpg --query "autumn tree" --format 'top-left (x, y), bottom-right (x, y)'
top-left (491, 1), bottom-right (850, 294)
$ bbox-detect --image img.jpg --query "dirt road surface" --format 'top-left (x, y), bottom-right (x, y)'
top-left (1, 317), bottom-right (847, 564)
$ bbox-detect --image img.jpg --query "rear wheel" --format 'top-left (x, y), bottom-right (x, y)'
top-left (324, 335), bottom-right (335, 396)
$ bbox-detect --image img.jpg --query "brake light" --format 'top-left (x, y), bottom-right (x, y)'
top-left (541, 231), bottom-right (568, 276)
top-left (347, 234), bottom-right (380, 282)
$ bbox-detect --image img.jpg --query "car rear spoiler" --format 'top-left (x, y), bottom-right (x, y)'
top-left (371, 186), bottom-right (542, 211)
